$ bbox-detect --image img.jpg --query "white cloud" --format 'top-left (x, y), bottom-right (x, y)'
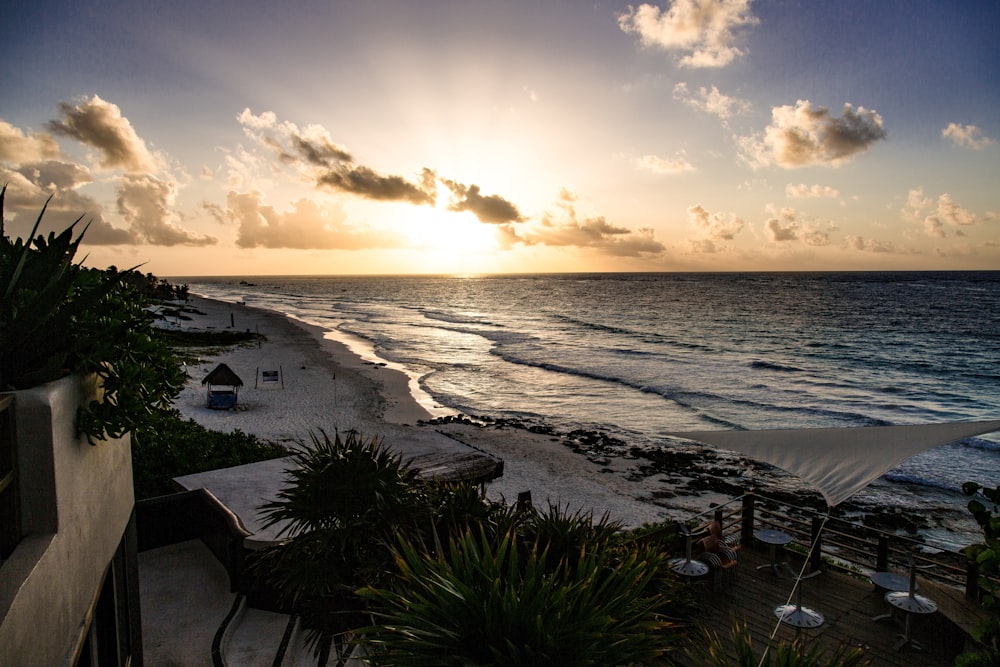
top-left (224, 191), bottom-right (409, 250)
top-left (785, 183), bottom-right (839, 199)
top-left (117, 175), bottom-right (216, 246)
top-left (519, 189), bottom-right (666, 257)
top-left (686, 203), bottom-right (744, 239)
top-left (673, 82), bottom-right (751, 120)
top-left (942, 123), bottom-right (993, 150)
top-left (618, 0), bottom-right (758, 68)
top-left (903, 187), bottom-right (982, 238)
top-left (635, 152), bottom-right (696, 174)
top-left (0, 121), bottom-right (61, 162)
top-left (844, 235), bottom-right (898, 254)
top-left (739, 100), bottom-right (886, 169)
top-left (45, 95), bottom-right (161, 173)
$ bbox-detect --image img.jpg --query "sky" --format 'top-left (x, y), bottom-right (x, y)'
top-left (2, 0), bottom-right (998, 276)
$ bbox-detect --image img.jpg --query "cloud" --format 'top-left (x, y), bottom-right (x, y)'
top-left (764, 208), bottom-right (798, 242)
top-left (519, 189), bottom-right (665, 256)
top-left (762, 206), bottom-right (832, 246)
top-left (844, 235), bottom-right (898, 254)
top-left (635, 153), bottom-right (696, 174)
top-left (117, 175), bottom-right (217, 246)
top-left (319, 165), bottom-right (437, 205)
top-left (904, 187), bottom-right (982, 238)
top-left (0, 162), bottom-right (135, 245)
top-left (941, 123), bottom-right (993, 150)
top-left (441, 179), bottom-right (523, 224)
top-left (686, 203), bottom-right (744, 240)
top-left (673, 82), bottom-right (751, 120)
top-left (0, 121), bottom-right (61, 162)
top-left (785, 183), bottom-right (839, 199)
top-left (238, 108), bottom-right (436, 205)
top-left (618, 0), bottom-right (758, 68)
top-left (224, 191), bottom-right (407, 250)
top-left (739, 100), bottom-right (886, 168)
top-left (45, 95), bottom-right (160, 172)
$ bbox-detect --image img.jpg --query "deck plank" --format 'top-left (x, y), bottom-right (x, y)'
top-left (672, 543), bottom-right (973, 666)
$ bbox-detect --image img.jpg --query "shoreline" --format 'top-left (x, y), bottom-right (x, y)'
top-left (171, 295), bottom-right (682, 528)
top-left (171, 295), bottom-right (980, 543)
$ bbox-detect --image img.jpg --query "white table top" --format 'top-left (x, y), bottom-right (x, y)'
top-left (754, 528), bottom-right (793, 546)
top-left (885, 591), bottom-right (937, 615)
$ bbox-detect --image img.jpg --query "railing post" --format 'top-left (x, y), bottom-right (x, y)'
top-left (876, 535), bottom-right (889, 572)
top-left (741, 492), bottom-right (755, 545)
top-left (966, 558), bottom-right (980, 600)
top-left (810, 516), bottom-right (823, 572)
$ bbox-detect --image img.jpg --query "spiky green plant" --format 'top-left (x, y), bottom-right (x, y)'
top-left (687, 620), bottom-right (870, 667)
top-left (254, 430), bottom-right (426, 653)
top-left (356, 511), bottom-right (692, 666)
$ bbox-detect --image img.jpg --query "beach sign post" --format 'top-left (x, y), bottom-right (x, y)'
top-left (256, 366), bottom-right (284, 389)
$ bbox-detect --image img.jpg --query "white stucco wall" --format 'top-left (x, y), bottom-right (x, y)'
top-left (0, 375), bottom-right (134, 666)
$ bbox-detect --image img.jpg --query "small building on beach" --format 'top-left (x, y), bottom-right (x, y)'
top-left (202, 363), bottom-right (243, 410)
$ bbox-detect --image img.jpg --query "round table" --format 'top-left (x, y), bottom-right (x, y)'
top-left (670, 557), bottom-right (709, 578)
top-left (870, 571), bottom-right (915, 593)
top-left (755, 528), bottom-right (792, 576)
top-left (885, 590), bottom-right (937, 650)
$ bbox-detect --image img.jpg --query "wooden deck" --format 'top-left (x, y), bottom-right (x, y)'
top-left (671, 542), bottom-right (976, 666)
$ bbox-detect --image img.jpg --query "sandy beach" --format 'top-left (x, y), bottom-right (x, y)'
top-left (170, 295), bottom-right (717, 529)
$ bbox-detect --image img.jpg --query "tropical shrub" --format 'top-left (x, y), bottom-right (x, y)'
top-left (688, 620), bottom-right (870, 667)
top-left (131, 408), bottom-right (287, 499)
top-left (0, 186), bottom-right (185, 443)
top-left (356, 506), bottom-right (693, 666)
top-left (254, 430), bottom-right (427, 656)
top-left (957, 482), bottom-right (1000, 667)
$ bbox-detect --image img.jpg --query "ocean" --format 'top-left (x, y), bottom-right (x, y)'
top-left (178, 271), bottom-right (1000, 548)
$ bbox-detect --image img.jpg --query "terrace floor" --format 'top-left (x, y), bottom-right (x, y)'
top-left (670, 542), bottom-right (976, 667)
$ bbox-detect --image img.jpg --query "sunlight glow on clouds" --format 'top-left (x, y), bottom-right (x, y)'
top-left (47, 96), bottom-right (161, 173)
top-left (635, 153), bottom-right (696, 174)
top-left (673, 82), bottom-right (751, 120)
top-left (905, 187), bottom-right (984, 238)
top-left (687, 203), bottom-right (744, 241)
top-left (941, 123), bottom-right (993, 150)
top-left (740, 101), bottom-right (886, 169)
top-left (785, 183), bottom-right (839, 199)
top-left (618, 0), bottom-right (758, 68)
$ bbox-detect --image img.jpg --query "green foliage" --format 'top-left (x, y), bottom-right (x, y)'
top-left (689, 620), bottom-right (870, 667)
top-left (131, 408), bottom-right (287, 499)
top-left (958, 482), bottom-right (1000, 666)
top-left (1, 186), bottom-right (185, 443)
top-left (356, 505), bottom-right (693, 666)
top-left (357, 522), bottom-right (687, 666)
top-left (254, 430), bottom-right (427, 650)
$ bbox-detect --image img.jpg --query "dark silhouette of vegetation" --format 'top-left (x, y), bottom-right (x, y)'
top-left (131, 408), bottom-right (287, 499)
top-left (957, 482), bottom-right (1000, 667)
top-left (1, 186), bottom-right (185, 443)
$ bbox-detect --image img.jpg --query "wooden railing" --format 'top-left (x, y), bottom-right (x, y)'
top-left (670, 492), bottom-right (986, 599)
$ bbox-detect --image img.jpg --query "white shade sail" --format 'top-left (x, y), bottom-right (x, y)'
top-left (668, 420), bottom-right (1000, 507)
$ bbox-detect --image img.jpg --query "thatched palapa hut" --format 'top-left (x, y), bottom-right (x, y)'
top-left (202, 363), bottom-right (243, 409)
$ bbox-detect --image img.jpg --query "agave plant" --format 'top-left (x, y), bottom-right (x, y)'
top-left (688, 620), bottom-right (870, 667)
top-left (356, 506), bottom-right (694, 666)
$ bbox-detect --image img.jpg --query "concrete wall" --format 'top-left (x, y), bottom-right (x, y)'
top-left (0, 375), bottom-right (134, 666)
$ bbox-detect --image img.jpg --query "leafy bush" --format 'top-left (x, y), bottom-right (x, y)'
top-left (131, 408), bottom-right (287, 499)
top-left (957, 482), bottom-right (1000, 666)
top-left (1, 186), bottom-right (185, 443)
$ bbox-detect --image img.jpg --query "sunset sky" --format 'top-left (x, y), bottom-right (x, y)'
top-left (2, 0), bottom-right (998, 275)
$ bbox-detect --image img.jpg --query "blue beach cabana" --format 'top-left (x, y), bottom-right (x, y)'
top-left (202, 363), bottom-right (244, 410)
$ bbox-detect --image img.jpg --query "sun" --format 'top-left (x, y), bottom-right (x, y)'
top-left (403, 192), bottom-right (501, 254)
